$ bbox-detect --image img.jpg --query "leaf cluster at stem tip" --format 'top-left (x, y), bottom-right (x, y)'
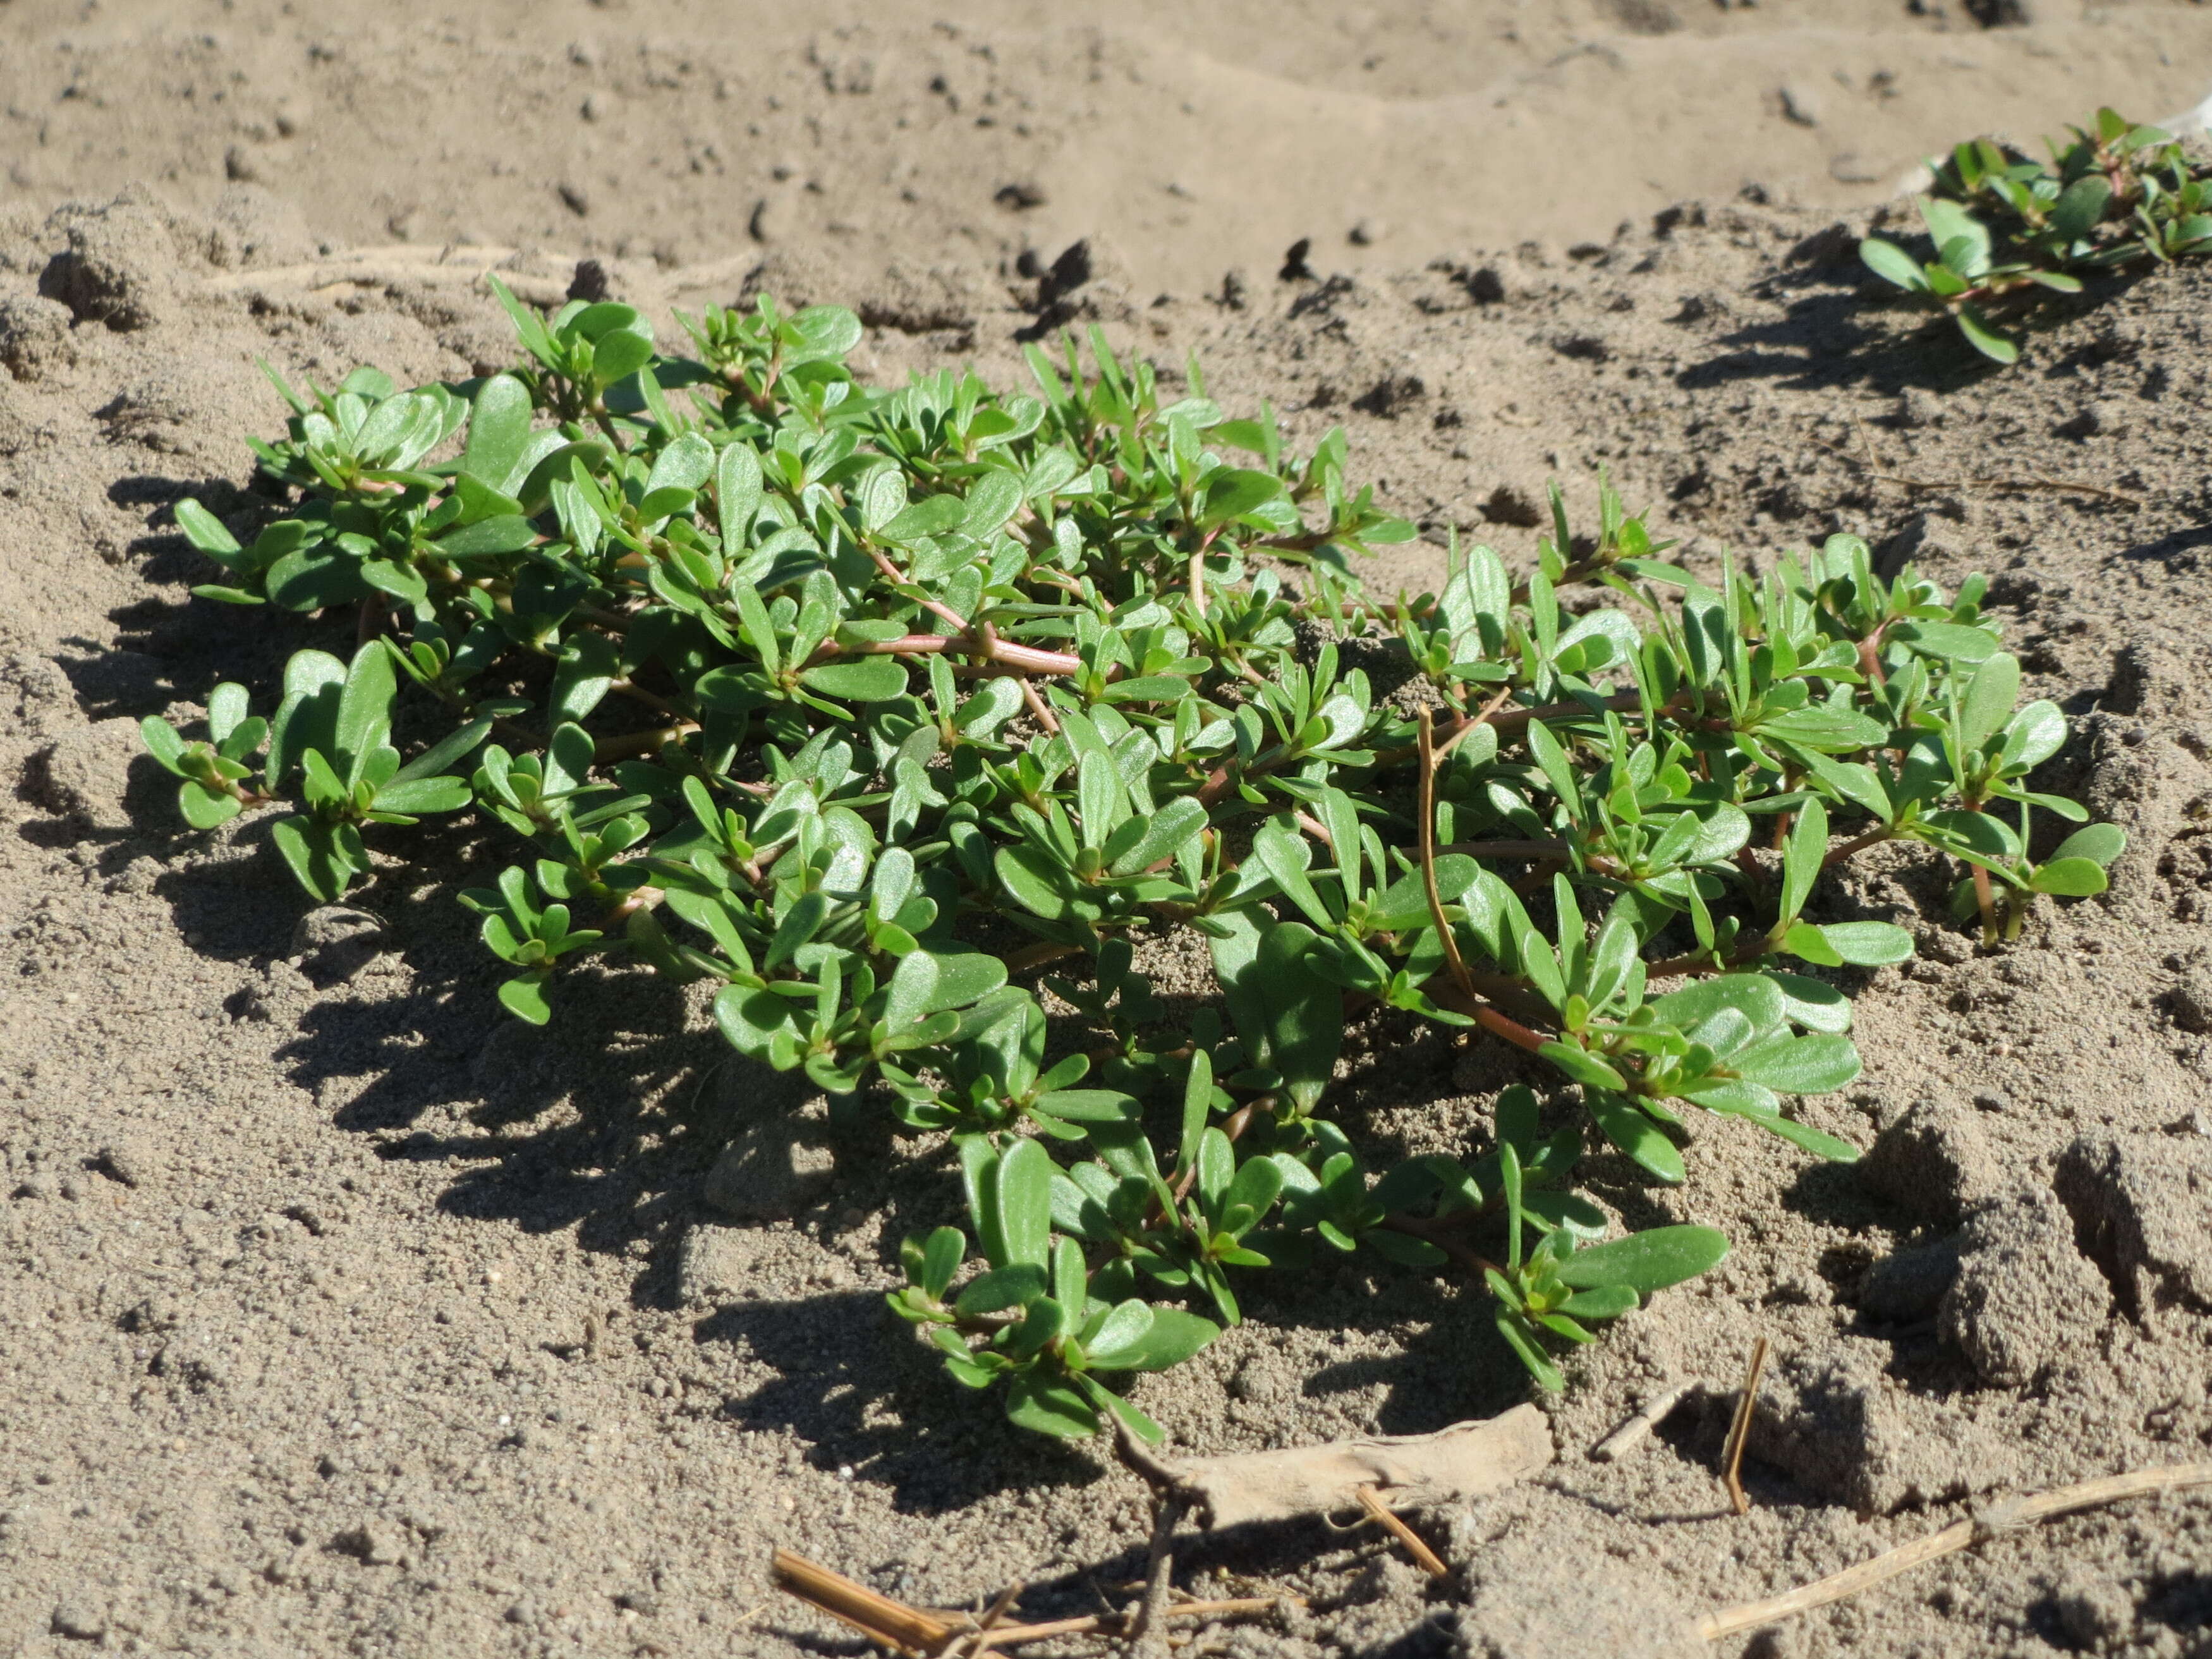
top-left (144, 281), bottom-right (2118, 1442)
top-left (1860, 107), bottom-right (2212, 363)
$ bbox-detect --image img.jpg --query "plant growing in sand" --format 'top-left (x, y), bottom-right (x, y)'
top-left (1861, 107), bottom-right (2212, 363)
top-left (142, 287), bottom-right (2118, 1443)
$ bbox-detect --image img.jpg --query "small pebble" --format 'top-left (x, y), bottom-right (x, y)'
top-left (51, 1603), bottom-right (106, 1642)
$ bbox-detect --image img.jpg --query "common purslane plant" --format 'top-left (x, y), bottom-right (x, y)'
top-left (143, 285), bottom-right (2119, 1443)
top-left (1861, 107), bottom-right (2212, 363)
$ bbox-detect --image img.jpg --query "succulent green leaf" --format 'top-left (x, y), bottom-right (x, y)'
top-left (1816, 921), bottom-right (1915, 966)
top-left (1778, 798), bottom-right (1826, 926)
top-left (1648, 974), bottom-right (1786, 1040)
top-left (173, 497), bottom-right (243, 556)
top-left (1555, 1225), bottom-right (1729, 1295)
top-left (1251, 921), bottom-right (1342, 1115)
top-left (1539, 1042), bottom-right (1626, 1091)
top-left (269, 815), bottom-right (364, 902)
top-left (140, 715), bottom-right (188, 774)
top-left (372, 776), bottom-right (471, 815)
top-left (178, 781), bottom-right (243, 829)
top-left (1859, 236), bottom-right (1929, 292)
top-left (921, 1227), bottom-right (965, 1300)
top-left (1779, 920), bottom-right (1843, 968)
top-left (1004, 1373), bottom-right (1099, 1439)
top-left (2031, 857), bottom-right (2109, 896)
top-left (499, 975), bottom-right (554, 1026)
top-left (954, 1263), bottom-right (1048, 1317)
top-left (1556, 1284), bottom-right (1639, 1320)
top-left (1589, 1094), bottom-right (1685, 1184)
top-left (1494, 1305), bottom-right (1565, 1392)
top-left (461, 374), bottom-right (534, 492)
top-left (2049, 174), bottom-right (2112, 241)
top-left (1729, 1033), bottom-right (1861, 1095)
top-left (1106, 1307), bottom-right (1219, 1372)
top-left (1199, 468), bottom-right (1283, 526)
top-left (798, 659), bottom-right (911, 703)
top-left (2051, 823), bottom-right (2125, 868)
top-left (992, 1138), bottom-right (1054, 1271)
top-left (1959, 652), bottom-right (2021, 753)
top-left (1954, 304), bottom-right (2018, 365)
top-left (1033, 1090), bottom-right (1139, 1124)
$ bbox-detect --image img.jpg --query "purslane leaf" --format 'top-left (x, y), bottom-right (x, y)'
top-left (1555, 1225), bottom-right (1729, 1295)
top-left (1589, 1094), bottom-right (1685, 1184)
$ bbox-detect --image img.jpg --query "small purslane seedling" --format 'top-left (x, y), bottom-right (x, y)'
top-left (1861, 107), bottom-right (2212, 363)
top-left (143, 283), bottom-right (2117, 1445)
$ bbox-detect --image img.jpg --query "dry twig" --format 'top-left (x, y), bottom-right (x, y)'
top-left (1698, 1461), bottom-right (2212, 1641)
top-left (197, 242), bottom-right (770, 316)
top-left (1821, 413), bottom-right (2144, 507)
top-left (200, 243), bottom-right (571, 305)
top-left (1719, 1337), bottom-right (1769, 1516)
top-left (771, 1548), bottom-right (957, 1655)
top-left (1353, 1484), bottom-right (1450, 1578)
top-left (1122, 1492), bottom-right (1189, 1655)
top-left (1589, 1382), bottom-right (1692, 1464)
top-left (770, 1546), bottom-right (1299, 1655)
top-left (937, 1581), bottom-right (1026, 1659)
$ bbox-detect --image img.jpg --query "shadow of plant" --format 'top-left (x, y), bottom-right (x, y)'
top-left (1674, 250), bottom-right (2157, 397)
top-left (696, 1286), bottom-right (1109, 1513)
top-left (1676, 286), bottom-right (2001, 398)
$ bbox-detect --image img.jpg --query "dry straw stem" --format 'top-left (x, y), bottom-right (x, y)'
top-left (1589, 1382), bottom-right (1692, 1464)
top-left (1828, 412), bottom-right (2144, 507)
top-left (1719, 1337), bottom-right (1769, 1516)
top-left (769, 1548), bottom-right (1300, 1656)
top-left (1353, 1484), bottom-right (1450, 1578)
top-left (200, 244), bottom-right (573, 305)
top-left (1697, 1461), bottom-right (2212, 1643)
top-left (1122, 1490), bottom-right (1189, 1653)
top-left (937, 1580), bottom-right (1026, 1659)
top-left (196, 243), bottom-right (772, 318)
top-left (771, 1549), bottom-right (959, 1655)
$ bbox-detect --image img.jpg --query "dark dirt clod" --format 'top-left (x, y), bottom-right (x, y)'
top-left (1857, 1237), bottom-right (1962, 1324)
top-left (1856, 1096), bottom-right (2004, 1225)
top-left (1751, 1348), bottom-right (2017, 1516)
top-left (2054, 1134), bottom-right (2212, 1320)
top-left (1938, 1189), bottom-right (2111, 1387)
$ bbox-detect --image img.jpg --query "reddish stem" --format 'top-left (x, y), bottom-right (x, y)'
top-left (1378, 1213), bottom-right (1505, 1279)
top-left (1856, 620), bottom-right (1894, 690)
top-left (1822, 826), bottom-right (1892, 867)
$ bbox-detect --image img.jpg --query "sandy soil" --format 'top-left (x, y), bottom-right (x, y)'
top-left (9, 0), bottom-right (2212, 293)
top-left (4, 3), bottom-right (2212, 1656)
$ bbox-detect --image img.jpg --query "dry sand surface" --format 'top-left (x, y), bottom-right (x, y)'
top-left (9, 0), bottom-right (2212, 292)
top-left (5, 1), bottom-right (2212, 1655)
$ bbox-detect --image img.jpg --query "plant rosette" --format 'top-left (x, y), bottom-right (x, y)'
top-left (146, 284), bottom-right (2118, 1445)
